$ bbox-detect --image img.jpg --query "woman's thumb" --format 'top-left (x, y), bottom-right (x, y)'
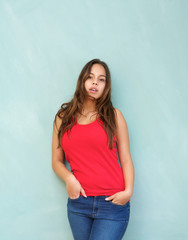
top-left (80, 187), bottom-right (87, 198)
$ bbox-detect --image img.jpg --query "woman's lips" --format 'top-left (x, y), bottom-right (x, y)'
top-left (89, 89), bottom-right (98, 93)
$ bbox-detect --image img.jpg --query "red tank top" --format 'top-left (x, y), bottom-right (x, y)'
top-left (61, 117), bottom-right (130, 203)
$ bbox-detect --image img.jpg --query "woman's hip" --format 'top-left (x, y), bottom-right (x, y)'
top-left (67, 195), bottom-right (130, 222)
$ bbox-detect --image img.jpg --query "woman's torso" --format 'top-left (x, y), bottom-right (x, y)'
top-left (61, 115), bottom-right (125, 196)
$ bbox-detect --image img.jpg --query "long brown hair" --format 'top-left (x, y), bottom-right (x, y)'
top-left (53, 58), bottom-right (117, 149)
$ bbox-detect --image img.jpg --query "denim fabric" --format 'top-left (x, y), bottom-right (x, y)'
top-left (67, 195), bottom-right (130, 240)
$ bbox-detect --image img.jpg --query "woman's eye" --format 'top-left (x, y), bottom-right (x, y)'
top-left (88, 76), bottom-right (92, 79)
top-left (100, 79), bottom-right (105, 82)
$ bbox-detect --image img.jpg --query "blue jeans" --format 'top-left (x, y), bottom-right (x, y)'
top-left (67, 195), bottom-right (130, 240)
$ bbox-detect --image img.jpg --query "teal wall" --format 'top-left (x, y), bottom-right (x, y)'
top-left (0, 0), bottom-right (188, 239)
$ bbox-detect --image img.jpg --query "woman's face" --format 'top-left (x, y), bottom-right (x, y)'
top-left (84, 64), bottom-right (106, 99)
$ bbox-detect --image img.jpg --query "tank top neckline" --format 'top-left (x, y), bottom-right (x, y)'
top-left (76, 118), bottom-right (97, 126)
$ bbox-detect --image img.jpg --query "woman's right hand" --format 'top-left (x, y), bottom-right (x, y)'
top-left (65, 174), bottom-right (87, 199)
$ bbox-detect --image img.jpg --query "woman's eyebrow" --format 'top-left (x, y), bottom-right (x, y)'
top-left (90, 73), bottom-right (106, 77)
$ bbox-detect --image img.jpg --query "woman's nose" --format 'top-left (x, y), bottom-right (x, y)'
top-left (92, 77), bottom-right (98, 84)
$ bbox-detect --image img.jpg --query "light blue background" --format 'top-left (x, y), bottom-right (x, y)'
top-left (0, 0), bottom-right (188, 239)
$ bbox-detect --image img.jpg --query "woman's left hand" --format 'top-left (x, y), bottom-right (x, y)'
top-left (105, 190), bottom-right (132, 206)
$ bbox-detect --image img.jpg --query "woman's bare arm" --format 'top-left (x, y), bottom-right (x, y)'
top-left (105, 108), bottom-right (135, 205)
top-left (115, 108), bottom-right (135, 196)
top-left (52, 114), bottom-right (87, 198)
top-left (52, 115), bottom-right (73, 181)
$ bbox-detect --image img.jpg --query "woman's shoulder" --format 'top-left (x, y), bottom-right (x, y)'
top-left (53, 110), bottom-right (64, 132)
top-left (114, 108), bottom-right (123, 118)
top-left (114, 108), bottom-right (121, 114)
top-left (113, 108), bottom-right (127, 125)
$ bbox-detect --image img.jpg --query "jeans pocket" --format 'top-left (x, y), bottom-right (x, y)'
top-left (109, 200), bottom-right (129, 207)
top-left (69, 195), bottom-right (81, 201)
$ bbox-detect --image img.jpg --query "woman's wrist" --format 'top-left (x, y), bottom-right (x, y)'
top-left (124, 188), bottom-right (133, 198)
top-left (64, 173), bottom-right (75, 184)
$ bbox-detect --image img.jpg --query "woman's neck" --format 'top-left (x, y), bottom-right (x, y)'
top-left (82, 98), bottom-right (96, 115)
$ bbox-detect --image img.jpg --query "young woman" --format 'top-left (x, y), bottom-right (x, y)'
top-left (52, 59), bottom-right (134, 240)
